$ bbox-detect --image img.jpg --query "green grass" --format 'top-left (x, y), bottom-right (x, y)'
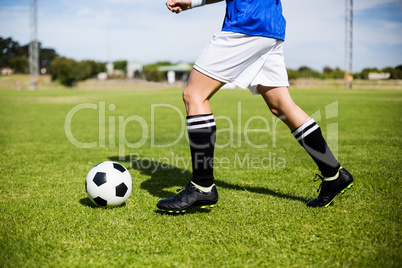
top-left (0, 86), bottom-right (401, 267)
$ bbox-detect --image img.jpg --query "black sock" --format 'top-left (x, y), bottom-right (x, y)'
top-left (292, 118), bottom-right (340, 177)
top-left (186, 114), bottom-right (216, 187)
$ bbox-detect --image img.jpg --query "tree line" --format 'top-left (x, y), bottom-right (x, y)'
top-left (287, 65), bottom-right (402, 80)
top-left (0, 36), bottom-right (57, 74)
top-left (1, 36), bottom-right (401, 87)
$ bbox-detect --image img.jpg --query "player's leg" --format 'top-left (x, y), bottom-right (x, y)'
top-left (183, 69), bottom-right (223, 188)
top-left (258, 85), bottom-right (353, 207)
top-left (156, 69), bottom-right (223, 213)
top-left (183, 68), bottom-right (224, 115)
top-left (257, 86), bottom-right (308, 130)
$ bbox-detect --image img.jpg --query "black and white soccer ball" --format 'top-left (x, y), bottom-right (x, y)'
top-left (85, 161), bottom-right (132, 207)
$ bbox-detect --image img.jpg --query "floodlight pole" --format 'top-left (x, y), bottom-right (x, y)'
top-left (29, 0), bottom-right (39, 90)
top-left (344, 0), bottom-right (353, 88)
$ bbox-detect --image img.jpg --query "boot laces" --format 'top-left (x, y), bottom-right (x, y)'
top-left (313, 174), bottom-right (325, 193)
top-left (176, 183), bottom-right (193, 194)
top-left (169, 183), bottom-right (193, 201)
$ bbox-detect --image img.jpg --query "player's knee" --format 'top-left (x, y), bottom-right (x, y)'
top-left (182, 90), bottom-right (187, 104)
top-left (269, 107), bottom-right (282, 118)
top-left (182, 89), bottom-right (191, 105)
top-left (182, 88), bottom-right (201, 106)
top-left (266, 101), bottom-right (282, 117)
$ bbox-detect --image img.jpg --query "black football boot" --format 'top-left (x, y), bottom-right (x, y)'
top-left (307, 168), bottom-right (354, 207)
top-left (157, 183), bottom-right (219, 213)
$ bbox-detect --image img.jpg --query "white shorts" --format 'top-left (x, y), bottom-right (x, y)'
top-left (194, 31), bottom-right (289, 95)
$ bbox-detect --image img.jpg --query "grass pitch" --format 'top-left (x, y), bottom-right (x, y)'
top-left (0, 85), bottom-right (401, 267)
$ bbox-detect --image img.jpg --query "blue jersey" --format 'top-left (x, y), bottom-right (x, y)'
top-left (222, 0), bottom-right (286, 41)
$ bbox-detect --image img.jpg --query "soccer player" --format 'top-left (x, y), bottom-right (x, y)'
top-left (157, 0), bottom-right (354, 212)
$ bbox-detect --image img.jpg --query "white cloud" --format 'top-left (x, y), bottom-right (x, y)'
top-left (282, 1), bottom-right (345, 70)
top-left (354, 0), bottom-right (400, 10)
top-left (32, 0), bottom-right (226, 63)
top-left (75, 7), bottom-right (94, 17)
top-left (282, 0), bottom-right (402, 70)
top-left (356, 19), bottom-right (402, 45)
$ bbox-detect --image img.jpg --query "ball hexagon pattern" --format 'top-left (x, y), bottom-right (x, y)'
top-left (85, 161), bottom-right (132, 207)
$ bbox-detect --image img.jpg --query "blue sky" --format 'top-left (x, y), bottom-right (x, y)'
top-left (0, 0), bottom-right (401, 72)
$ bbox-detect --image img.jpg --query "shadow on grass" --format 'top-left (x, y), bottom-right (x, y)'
top-left (109, 155), bottom-right (309, 204)
top-left (80, 197), bottom-right (99, 208)
top-left (154, 206), bottom-right (215, 216)
top-left (79, 197), bottom-right (127, 209)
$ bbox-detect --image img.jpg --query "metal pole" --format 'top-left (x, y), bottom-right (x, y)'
top-left (29, 0), bottom-right (39, 89)
top-left (345, 0), bottom-right (353, 88)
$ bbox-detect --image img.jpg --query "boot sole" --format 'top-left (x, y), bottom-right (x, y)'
top-left (160, 204), bottom-right (215, 214)
top-left (324, 182), bottom-right (354, 208)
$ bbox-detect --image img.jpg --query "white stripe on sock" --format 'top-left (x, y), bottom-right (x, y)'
top-left (187, 122), bottom-right (216, 130)
top-left (186, 115), bottom-right (215, 124)
top-left (295, 124), bottom-right (319, 141)
top-left (292, 118), bottom-right (316, 137)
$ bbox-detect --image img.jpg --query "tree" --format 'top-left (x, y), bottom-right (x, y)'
top-left (114, 60), bottom-right (127, 71)
top-left (322, 66), bottom-right (344, 79)
top-left (286, 68), bottom-right (299, 80)
top-left (394, 65), bottom-right (402, 79)
top-left (40, 48), bottom-right (58, 73)
top-left (76, 60), bottom-right (93, 81)
top-left (9, 56), bottom-right (28, 73)
top-left (383, 66), bottom-right (402, 80)
top-left (50, 57), bottom-right (107, 86)
top-left (143, 62), bottom-right (171, 82)
top-left (360, 67), bottom-right (379, 80)
top-left (0, 36), bottom-right (59, 74)
top-left (297, 66), bottom-right (321, 78)
top-left (80, 60), bottom-right (105, 77)
top-left (50, 57), bottom-right (79, 87)
top-left (0, 37), bottom-right (24, 68)
top-left (323, 66), bottom-right (333, 74)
